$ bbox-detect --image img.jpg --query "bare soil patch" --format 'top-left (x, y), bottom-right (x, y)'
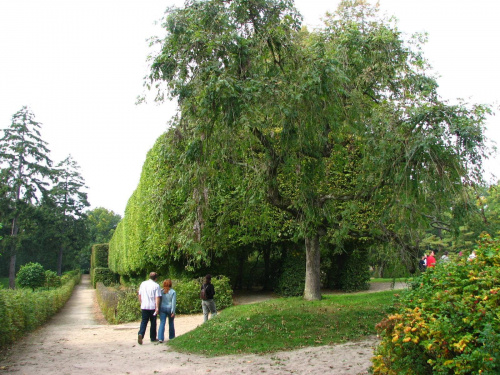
top-left (0, 276), bottom-right (405, 375)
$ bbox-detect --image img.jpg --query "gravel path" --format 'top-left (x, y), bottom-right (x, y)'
top-left (0, 275), bottom-right (406, 375)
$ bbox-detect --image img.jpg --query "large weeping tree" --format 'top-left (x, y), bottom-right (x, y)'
top-left (0, 106), bottom-right (54, 288)
top-left (146, 0), bottom-right (489, 300)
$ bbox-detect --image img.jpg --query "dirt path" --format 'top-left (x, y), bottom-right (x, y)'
top-left (0, 276), bottom-right (406, 375)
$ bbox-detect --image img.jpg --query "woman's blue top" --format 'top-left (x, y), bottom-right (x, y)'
top-left (160, 289), bottom-right (176, 315)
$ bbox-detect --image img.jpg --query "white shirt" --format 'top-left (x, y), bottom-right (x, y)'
top-left (138, 279), bottom-right (161, 310)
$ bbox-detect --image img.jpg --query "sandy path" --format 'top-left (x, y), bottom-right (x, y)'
top-left (0, 276), bottom-right (406, 375)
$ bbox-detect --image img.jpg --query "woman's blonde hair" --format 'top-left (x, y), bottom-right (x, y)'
top-left (162, 279), bottom-right (172, 294)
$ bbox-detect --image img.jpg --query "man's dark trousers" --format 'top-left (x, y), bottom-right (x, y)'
top-left (139, 309), bottom-right (157, 341)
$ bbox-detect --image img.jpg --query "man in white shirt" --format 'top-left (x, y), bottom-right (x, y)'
top-left (137, 272), bottom-right (161, 345)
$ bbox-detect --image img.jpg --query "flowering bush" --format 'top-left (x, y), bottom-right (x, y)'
top-left (372, 235), bottom-right (499, 374)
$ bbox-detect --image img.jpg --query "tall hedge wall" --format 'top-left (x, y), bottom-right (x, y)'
top-left (91, 243), bottom-right (109, 269)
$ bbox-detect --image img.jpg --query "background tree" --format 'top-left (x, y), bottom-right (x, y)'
top-left (79, 207), bottom-right (121, 272)
top-left (48, 155), bottom-right (89, 275)
top-left (0, 106), bottom-right (54, 288)
top-left (144, 0), bottom-right (489, 300)
top-left (86, 207), bottom-right (121, 244)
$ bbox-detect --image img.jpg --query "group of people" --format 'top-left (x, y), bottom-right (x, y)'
top-left (418, 249), bottom-right (476, 272)
top-left (137, 272), bottom-right (217, 345)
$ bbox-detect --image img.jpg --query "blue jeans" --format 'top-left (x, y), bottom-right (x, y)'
top-left (138, 309), bottom-right (157, 341)
top-left (158, 307), bottom-right (175, 341)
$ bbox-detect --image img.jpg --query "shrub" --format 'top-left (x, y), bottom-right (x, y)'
top-left (45, 270), bottom-right (61, 289)
top-left (16, 262), bottom-right (46, 291)
top-left (274, 250), bottom-right (305, 297)
top-left (93, 267), bottom-right (117, 287)
top-left (173, 275), bottom-right (233, 314)
top-left (116, 289), bottom-right (141, 323)
top-left (372, 235), bottom-right (500, 374)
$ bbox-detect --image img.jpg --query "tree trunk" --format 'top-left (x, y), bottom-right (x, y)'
top-left (304, 234), bottom-right (321, 300)
top-left (9, 253), bottom-right (16, 289)
top-left (262, 246), bottom-right (271, 291)
top-left (57, 245), bottom-right (64, 276)
top-left (8, 215), bottom-right (20, 289)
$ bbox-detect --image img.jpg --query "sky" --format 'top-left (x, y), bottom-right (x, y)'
top-left (1, 0), bottom-right (499, 217)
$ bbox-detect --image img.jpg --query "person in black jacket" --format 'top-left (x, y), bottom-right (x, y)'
top-left (201, 274), bottom-right (217, 322)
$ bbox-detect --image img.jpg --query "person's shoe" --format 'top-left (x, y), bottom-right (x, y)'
top-left (151, 339), bottom-right (158, 343)
top-left (138, 334), bottom-right (143, 345)
top-left (158, 340), bottom-right (164, 343)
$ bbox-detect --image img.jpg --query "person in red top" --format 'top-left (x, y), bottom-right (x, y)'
top-left (427, 250), bottom-right (436, 268)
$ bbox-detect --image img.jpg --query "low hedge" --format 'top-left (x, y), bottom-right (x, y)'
top-left (372, 235), bottom-right (500, 374)
top-left (95, 283), bottom-right (141, 324)
top-left (0, 270), bottom-right (81, 349)
top-left (96, 275), bottom-right (233, 323)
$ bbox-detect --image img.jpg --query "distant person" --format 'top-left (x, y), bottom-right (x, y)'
top-left (418, 254), bottom-right (427, 272)
top-left (441, 251), bottom-right (450, 262)
top-left (137, 272), bottom-right (161, 345)
top-left (158, 279), bottom-right (176, 343)
top-left (427, 250), bottom-right (436, 268)
top-left (201, 274), bottom-right (217, 322)
top-left (468, 249), bottom-right (477, 261)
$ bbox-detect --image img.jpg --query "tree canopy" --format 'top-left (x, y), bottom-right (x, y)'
top-left (111, 0), bottom-right (491, 298)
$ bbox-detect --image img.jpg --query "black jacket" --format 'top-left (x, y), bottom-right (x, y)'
top-left (202, 283), bottom-right (215, 299)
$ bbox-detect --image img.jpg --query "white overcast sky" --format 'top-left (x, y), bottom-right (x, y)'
top-left (1, 0), bottom-right (499, 216)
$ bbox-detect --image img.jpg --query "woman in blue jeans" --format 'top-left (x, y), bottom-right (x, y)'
top-left (158, 279), bottom-right (176, 343)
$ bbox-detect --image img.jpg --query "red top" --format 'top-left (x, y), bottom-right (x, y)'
top-left (427, 255), bottom-right (436, 268)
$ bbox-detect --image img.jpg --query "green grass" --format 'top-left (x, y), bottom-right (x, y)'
top-left (168, 290), bottom-right (399, 356)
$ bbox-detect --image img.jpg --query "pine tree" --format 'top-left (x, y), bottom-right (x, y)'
top-left (0, 106), bottom-right (54, 288)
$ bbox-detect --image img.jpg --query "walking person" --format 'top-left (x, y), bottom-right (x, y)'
top-left (158, 279), bottom-right (176, 343)
top-left (201, 274), bottom-right (217, 322)
top-left (418, 254), bottom-right (427, 272)
top-left (137, 272), bottom-right (161, 345)
top-left (426, 250), bottom-right (436, 268)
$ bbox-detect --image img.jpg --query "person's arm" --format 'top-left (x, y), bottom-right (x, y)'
top-left (155, 296), bottom-right (160, 315)
top-left (171, 291), bottom-right (176, 317)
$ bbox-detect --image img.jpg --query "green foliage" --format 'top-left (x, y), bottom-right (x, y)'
top-left (116, 289), bottom-right (142, 323)
top-left (0, 270), bottom-right (80, 349)
top-left (174, 276), bottom-right (233, 314)
top-left (92, 267), bottom-right (117, 287)
top-left (95, 283), bottom-right (140, 324)
top-left (16, 262), bottom-right (46, 291)
top-left (372, 235), bottom-right (500, 374)
top-left (274, 250), bottom-right (305, 297)
top-left (110, 0), bottom-right (491, 301)
top-left (91, 243), bottom-right (109, 268)
top-left (44, 269), bottom-right (61, 288)
top-left (338, 248), bottom-right (371, 292)
top-left (169, 290), bottom-right (396, 356)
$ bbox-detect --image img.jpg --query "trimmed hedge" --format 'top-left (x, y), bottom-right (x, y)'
top-left (0, 270), bottom-right (81, 349)
top-left (91, 244), bottom-right (109, 268)
top-left (372, 235), bottom-right (500, 374)
top-left (92, 267), bottom-right (117, 288)
top-left (95, 283), bottom-right (140, 324)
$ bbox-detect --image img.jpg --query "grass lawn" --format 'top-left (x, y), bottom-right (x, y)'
top-left (169, 290), bottom-right (398, 356)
